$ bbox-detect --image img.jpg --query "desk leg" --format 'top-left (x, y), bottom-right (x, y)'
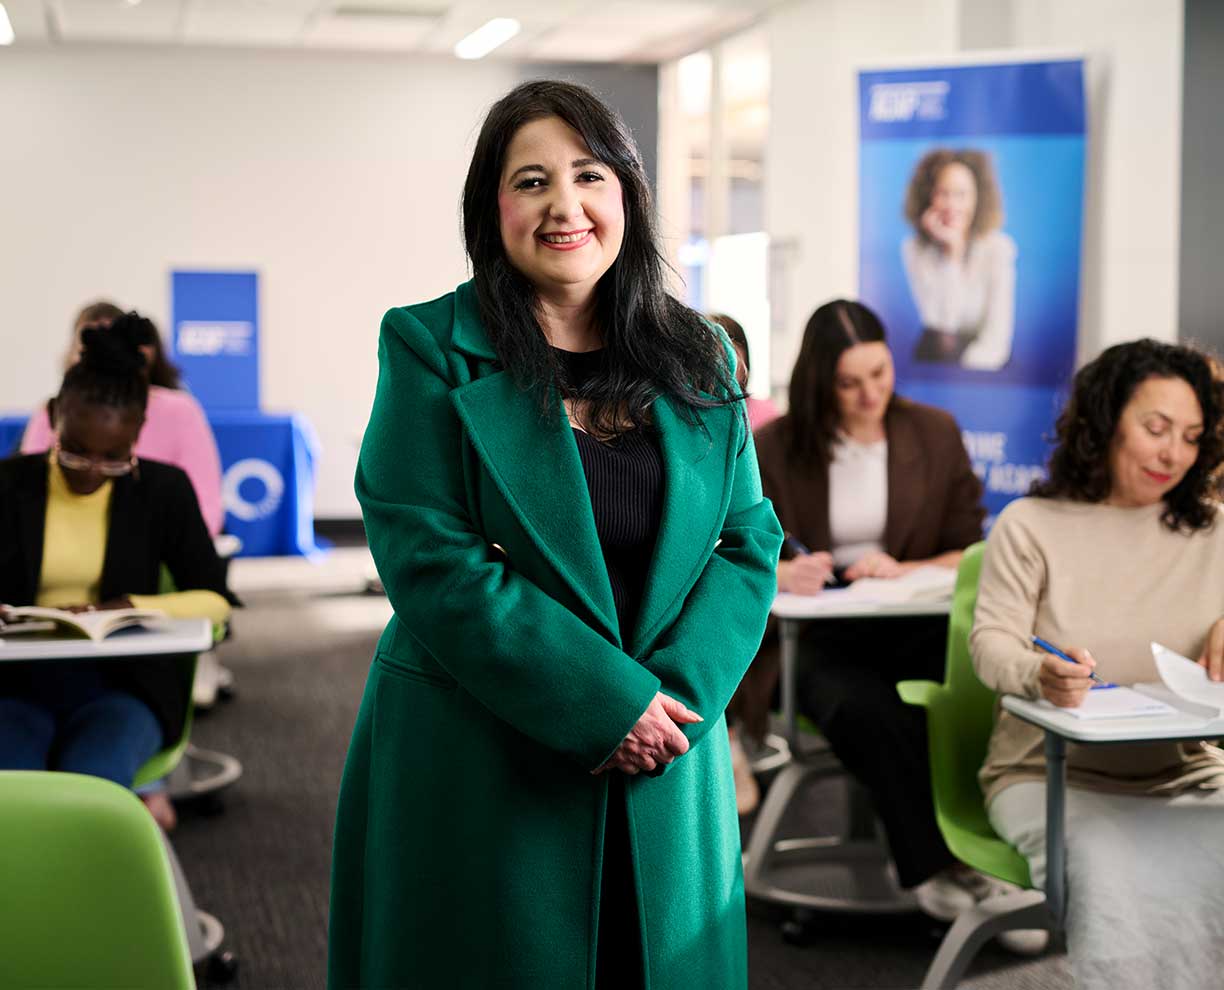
top-left (780, 618), bottom-right (800, 754)
top-left (1044, 731), bottom-right (1067, 929)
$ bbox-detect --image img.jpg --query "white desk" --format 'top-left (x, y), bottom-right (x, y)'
top-left (0, 619), bottom-right (212, 662)
top-left (742, 592), bottom-right (953, 916)
top-left (1002, 689), bottom-right (1224, 929)
top-left (773, 592), bottom-right (951, 753)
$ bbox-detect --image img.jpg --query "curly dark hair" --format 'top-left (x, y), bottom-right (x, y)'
top-left (56, 312), bottom-right (153, 421)
top-left (1030, 338), bottom-right (1224, 531)
top-left (903, 148), bottom-right (1004, 246)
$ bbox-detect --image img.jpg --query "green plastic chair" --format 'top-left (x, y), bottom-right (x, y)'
top-left (0, 770), bottom-right (195, 989)
top-left (898, 542), bottom-right (1052, 988)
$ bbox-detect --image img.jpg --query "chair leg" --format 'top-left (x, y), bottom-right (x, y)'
top-left (920, 889), bottom-right (1052, 990)
top-left (742, 760), bottom-right (818, 892)
top-left (159, 832), bottom-right (225, 965)
top-left (168, 745), bottom-right (243, 802)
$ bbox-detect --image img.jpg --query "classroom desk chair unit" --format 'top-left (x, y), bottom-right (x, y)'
top-left (0, 618), bottom-right (241, 984)
top-left (742, 595), bottom-right (951, 919)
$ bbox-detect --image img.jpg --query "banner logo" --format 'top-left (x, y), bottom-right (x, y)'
top-left (177, 321), bottom-right (255, 357)
top-left (867, 81), bottom-right (949, 123)
top-left (223, 458), bottom-right (285, 522)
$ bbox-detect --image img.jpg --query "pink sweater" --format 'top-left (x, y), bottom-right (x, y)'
top-left (22, 385), bottom-right (225, 536)
top-left (747, 396), bottom-right (780, 433)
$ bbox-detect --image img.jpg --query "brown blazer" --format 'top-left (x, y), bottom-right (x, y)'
top-left (734, 396), bottom-right (985, 738)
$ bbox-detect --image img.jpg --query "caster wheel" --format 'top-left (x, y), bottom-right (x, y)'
top-left (205, 949), bottom-right (239, 983)
top-left (780, 909), bottom-right (817, 946)
top-left (196, 793), bottom-right (226, 817)
top-left (217, 684), bottom-right (236, 702)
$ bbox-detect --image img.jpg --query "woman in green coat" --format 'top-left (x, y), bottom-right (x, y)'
top-left (329, 80), bottom-right (782, 990)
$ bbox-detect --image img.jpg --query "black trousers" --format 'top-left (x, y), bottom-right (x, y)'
top-left (796, 614), bottom-right (955, 889)
top-left (594, 775), bottom-right (642, 988)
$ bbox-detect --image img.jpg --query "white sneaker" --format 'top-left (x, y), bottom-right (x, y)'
top-left (914, 868), bottom-right (978, 922)
top-left (996, 927), bottom-right (1050, 956)
top-left (977, 877), bottom-right (1051, 956)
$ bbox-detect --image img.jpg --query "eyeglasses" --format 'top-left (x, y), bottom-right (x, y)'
top-left (53, 438), bottom-right (138, 477)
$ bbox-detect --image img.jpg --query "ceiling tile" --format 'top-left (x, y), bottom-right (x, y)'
top-left (54, 0), bottom-right (182, 43)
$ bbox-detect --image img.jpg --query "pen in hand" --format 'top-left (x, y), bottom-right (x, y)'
top-left (1032, 635), bottom-right (1112, 687)
top-left (783, 534), bottom-right (837, 586)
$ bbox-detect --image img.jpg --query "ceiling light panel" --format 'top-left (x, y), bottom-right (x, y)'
top-left (303, 9), bottom-right (440, 50)
top-left (54, 0), bottom-right (180, 43)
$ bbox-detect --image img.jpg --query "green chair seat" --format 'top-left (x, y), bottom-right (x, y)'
top-left (0, 771), bottom-right (195, 989)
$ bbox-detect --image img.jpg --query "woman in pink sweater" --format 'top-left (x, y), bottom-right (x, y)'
top-left (22, 302), bottom-right (225, 536)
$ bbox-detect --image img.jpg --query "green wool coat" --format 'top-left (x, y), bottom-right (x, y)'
top-left (328, 281), bottom-right (782, 990)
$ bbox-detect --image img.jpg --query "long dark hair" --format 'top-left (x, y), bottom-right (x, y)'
top-left (461, 79), bottom-right (738, 436)
top-left (1031, 339), bottom-right (1224, 531)
top-left (56, 312), bottom-right (152, 421)
top-left (787, 300), bottom-right (888, 466)
top-left (71, 300), bottom-right (181, 389)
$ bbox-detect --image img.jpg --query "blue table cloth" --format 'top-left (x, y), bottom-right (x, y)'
top-left (0, 411), bottom-right (323, 558)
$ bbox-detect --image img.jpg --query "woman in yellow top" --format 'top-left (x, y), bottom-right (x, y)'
top-left (0, 314), bottom-right (233, 826)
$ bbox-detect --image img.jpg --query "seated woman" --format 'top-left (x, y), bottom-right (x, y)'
top-left (973, 339), bottom-right (1224, 989)
top-left (22, 301), bottom-right (225, 536)
top-left (708, 312), bottom-right (781, 433)
top-left (750, 299), bottom-right (995, 923)
top-left (0, 315), bottom-right (234, 830)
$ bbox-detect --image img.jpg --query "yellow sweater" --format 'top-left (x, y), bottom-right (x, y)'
top-left (39, 460), bottom-right (230, 624)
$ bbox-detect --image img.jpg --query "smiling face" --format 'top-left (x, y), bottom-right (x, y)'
top-left (930, 161), bottom-right (978, 236)
top-left (1106, 375), bottom-right (1203, 508)
top-left (833, 342), bottom-right (895, 434)
top-left (497, 115), bottom-right (625, 303)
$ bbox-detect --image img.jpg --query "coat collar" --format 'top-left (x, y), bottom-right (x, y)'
top-left (446, 284), bottom-right (736, 654)
top-left (450, 280), bottom-right (498, 362)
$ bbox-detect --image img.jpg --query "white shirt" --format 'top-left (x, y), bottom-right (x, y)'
top-left (901, 230), bottom-right (1017, 370)
top-left (828, 434), bottom-right (888, 569)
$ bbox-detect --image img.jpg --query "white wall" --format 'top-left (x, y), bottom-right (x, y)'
top-left (764, 0), bottom-right (959, 386)
top-left (764, 0), bottom-right (1184, 386)
top-left (0, 46), bottom-right (517, 517)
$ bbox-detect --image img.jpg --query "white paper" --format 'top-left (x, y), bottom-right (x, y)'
top-left (1049, 685), bottom-right (1177, 720)
top-left (1151, 642), bottom-right (1224, 715)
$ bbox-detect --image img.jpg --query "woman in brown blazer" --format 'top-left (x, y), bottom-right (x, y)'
top-left (747, 299), bottom-right (989, 921)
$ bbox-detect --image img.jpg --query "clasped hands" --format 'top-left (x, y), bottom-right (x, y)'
top-left (594, 692), bottom-right (703, 776)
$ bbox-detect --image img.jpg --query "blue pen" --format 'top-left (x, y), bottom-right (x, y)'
top-left (783, 534), bottom-right (837, 586)
top-left (1032, 636), bottom-right (1114, 688)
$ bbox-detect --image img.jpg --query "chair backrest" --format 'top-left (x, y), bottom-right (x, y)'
top-left (0, 771), bottom-right (195, 989)
top-left (924, 542), bottom-right (1032, 888)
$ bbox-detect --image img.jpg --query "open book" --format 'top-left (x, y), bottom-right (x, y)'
top-left (0, 605), bottom-right (170, 643)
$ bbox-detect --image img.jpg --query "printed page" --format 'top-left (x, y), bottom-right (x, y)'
top-left (1152, 642), bottom-right (1224, 715)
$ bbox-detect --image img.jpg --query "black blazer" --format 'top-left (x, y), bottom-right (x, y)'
top-left (0, 454), bottom-right (236, 742)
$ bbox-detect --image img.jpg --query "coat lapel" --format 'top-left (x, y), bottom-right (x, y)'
top-left (449, 370), bottom-right (621, 647)
top-left (883, 401), bottom-right (925, 558)
top-left (630, 397), bottom-right (735, 659)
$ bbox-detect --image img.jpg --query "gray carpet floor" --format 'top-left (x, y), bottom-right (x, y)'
top-left (178, 581), bottom-right (1071, 990)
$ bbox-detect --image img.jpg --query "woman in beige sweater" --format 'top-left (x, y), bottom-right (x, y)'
top-left (972, 338), bottom-right (1224, 989)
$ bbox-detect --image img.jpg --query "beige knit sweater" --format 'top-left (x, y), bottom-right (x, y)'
top-left (972, 496), bottom-right (1224, 804)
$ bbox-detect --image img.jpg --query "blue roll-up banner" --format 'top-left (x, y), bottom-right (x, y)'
top-left (858, 58), bottom-right (1086, 523)
top-left (171, 271), bottom-right (260, 412)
